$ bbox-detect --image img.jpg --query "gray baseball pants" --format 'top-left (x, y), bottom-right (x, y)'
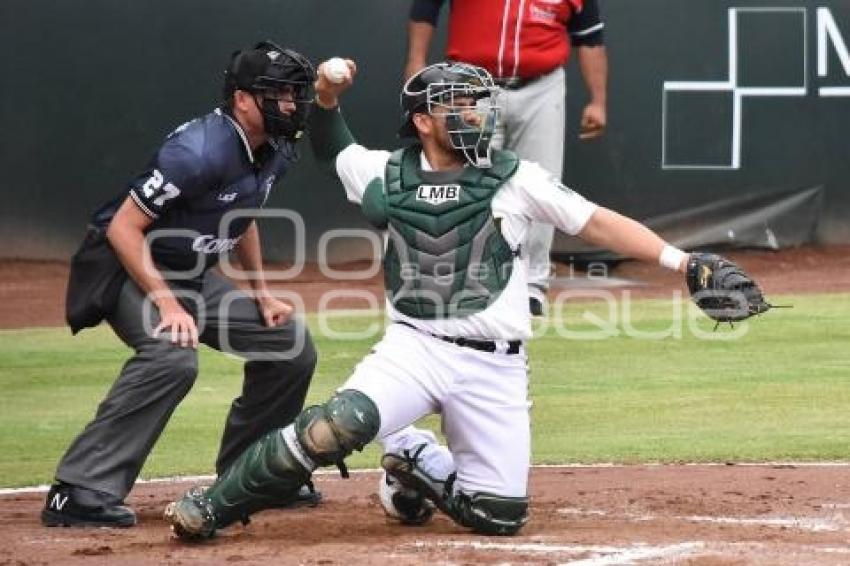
top-left (492, 67), bottom-right (566, 299)
top-left (54, 269), bottom-right (317, 500)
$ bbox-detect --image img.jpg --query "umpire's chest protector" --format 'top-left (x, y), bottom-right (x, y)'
top-left (361, 145), bottom-right (520, 319)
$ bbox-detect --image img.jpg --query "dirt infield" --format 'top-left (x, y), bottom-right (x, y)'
top-left (2, 244), bottom-right (850, 329)
top-left (3, 465), bottom-right (850, 565)
top-left (2, 246), bottom-right (850, 564)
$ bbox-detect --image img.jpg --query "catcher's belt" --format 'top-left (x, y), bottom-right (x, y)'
top-left (397, 321), bottom-right (522, 355)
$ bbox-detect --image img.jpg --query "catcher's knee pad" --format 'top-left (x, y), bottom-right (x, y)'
top-left (294, 389), bottom-right (380, 468)
top-left (453, 492), bottom-right (529, 536)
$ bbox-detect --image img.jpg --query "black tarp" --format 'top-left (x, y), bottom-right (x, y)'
top-left (554, 186), bottom-right (824, 262)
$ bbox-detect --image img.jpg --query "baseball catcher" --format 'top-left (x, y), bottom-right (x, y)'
top-left (163, 58), bottom-right (773, 541)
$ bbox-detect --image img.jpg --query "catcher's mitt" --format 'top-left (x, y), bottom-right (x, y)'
top-left (686, 253), bottom-right (771, 323)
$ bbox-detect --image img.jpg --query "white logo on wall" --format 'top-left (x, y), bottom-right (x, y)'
top-left (662, 6), bottom-right (850, 170)
top-left (416, 184), bottom-right (461, 205)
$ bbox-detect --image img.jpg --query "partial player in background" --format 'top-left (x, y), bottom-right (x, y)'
top-left (43, 41), bottom-right (320, 528)
top-left (163, 58), bottom-right (769, 540)
top-left (405, 0), bottom-right (609, 316)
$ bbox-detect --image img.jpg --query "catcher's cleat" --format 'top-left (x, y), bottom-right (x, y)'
top-left (382, 445), bottom-right (529, 535)
top-left (41, 482), bottom-right (136, 528)
top-left (164, 487), bottom-right (217, 541)
top-left (378, 470), bottom-right (435, 525)
top-left (381, 444), bottom-right (456, 518)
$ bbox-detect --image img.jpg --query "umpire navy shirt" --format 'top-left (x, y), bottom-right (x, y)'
top-left (92, 108), bottom-right (297, 274)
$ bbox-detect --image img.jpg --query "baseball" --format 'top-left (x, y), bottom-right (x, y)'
top-left (324, 57), bottom-right (350, 83)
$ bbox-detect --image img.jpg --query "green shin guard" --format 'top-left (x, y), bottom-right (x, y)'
top-left (166, 390), bottom-right (379, 541)
top-left (209, 388), bottom-right (379, 520)
top-left (203, 427), bottom-right (313, 529)
top-left (165, 427), bottom-right (312, 540)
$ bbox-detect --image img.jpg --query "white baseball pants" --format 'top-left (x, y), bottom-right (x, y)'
top-left (343, 322), bottom-right (530, 497)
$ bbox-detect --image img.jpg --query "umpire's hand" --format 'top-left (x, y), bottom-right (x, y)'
top-left (256, 294), bottom-right (293, 327)
top-left (154, 300), bottom-right (199, 349)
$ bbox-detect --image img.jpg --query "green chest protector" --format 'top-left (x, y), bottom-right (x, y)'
top-left (361, 145), bottom-right (520, 319)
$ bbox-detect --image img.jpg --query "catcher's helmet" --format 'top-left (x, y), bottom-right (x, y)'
top-left (223, 41), bottom-right (316, 142)
top-left (399, 62), bottom-right (499, 168)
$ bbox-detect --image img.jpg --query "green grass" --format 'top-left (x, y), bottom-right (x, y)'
top-left (1, 293), bottom-right (848, 487)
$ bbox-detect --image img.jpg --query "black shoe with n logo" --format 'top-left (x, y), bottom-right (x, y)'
top-left (41, 483), bottom-right (137, 528)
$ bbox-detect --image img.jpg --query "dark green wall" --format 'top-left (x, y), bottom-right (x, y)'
top-left (0, 0), bottom-right (414, 260)
top-left (2, 1), bottom-right (849, 260)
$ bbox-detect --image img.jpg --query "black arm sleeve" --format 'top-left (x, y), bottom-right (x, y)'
top-left (568, 0), bottom-right (605, 47)
top-left (307, 105), bottom-right (356, 171)
top-left (410, 0), bottom-right (446, 25)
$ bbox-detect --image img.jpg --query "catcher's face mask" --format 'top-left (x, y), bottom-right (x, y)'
top-left (400, 63), bottom-right (499, 168)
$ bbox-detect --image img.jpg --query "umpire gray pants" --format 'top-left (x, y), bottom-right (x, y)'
top-left (492, 67), bottom-right (566, 299)
top-left (55, 269), bottom-right (317, 500)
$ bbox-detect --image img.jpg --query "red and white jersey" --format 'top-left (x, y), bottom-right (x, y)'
top-left (446, 0), bottom-right (583, 79)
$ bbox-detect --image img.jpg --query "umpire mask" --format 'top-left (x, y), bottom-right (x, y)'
top-left (399, 62), bottom-right (499, 168)
top-left (224, 41), bottom-right (316, 142)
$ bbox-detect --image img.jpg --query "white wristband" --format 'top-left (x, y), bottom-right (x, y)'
top-left (659, 245), bottom-right (687, 271)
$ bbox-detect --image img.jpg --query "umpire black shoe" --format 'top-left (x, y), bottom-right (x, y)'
top-left (41, 482), bottom-right (137, 528)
